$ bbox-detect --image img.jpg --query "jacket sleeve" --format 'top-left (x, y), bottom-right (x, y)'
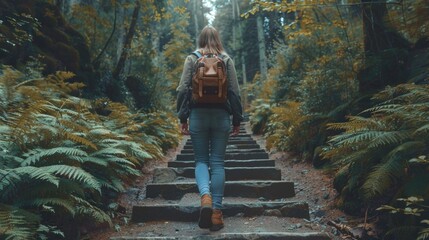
top-left (176, 55), bottom-right (195, 124)
top-left (226, 57), bottom-right (244, 126)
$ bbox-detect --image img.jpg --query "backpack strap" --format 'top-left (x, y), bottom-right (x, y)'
top-left (192, 51), bottom-right (203, 58)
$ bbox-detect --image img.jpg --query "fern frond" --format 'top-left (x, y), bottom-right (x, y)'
top-left (327, 116), bottom-right (385, 132)
top-left (89, 128), bottom-right (113, 136)
top-left (0, 154), bottom-right (24, 169)
top-left (71, 195), bottom-right (112, 226)
top-left (104, 157), bottom-right (136, 166)
top-left (384, 225), bottom-right (420, 240)
top-left (91, 148), bottom-right (126, 157)
top-left (14, 166), bottom-right (60, 187)
top-left (415, 124), bottom-right (429, 134)
top-left (332, 131), bottom-right (386, 146)
top-left (418, 227), bottom-right (429, 240)
top-left (81, 156), bottom-right (108, 167)
top-left (368, 130), bottom-right (411, 148)
top-left (21, 147), bottom-right (89, 166)
top-left (62, 132), bottom-right (97, 150)
top-left (0, 203), bottom-right (40, 240)
top-left (363, 104), bottom-right (402, 114)
top-left (113, 141), bottom-right (153, 160)
top-left (16, 198), bottom-right (76, 216)
top-left (363, 141), bottom-right (425, 201)
top-left (36, 225), bottom-right (64, 239)
top-left (41, 165), bottom-right (101, 192)
top-left (97, 178), bottom-right (125, 192)
top-left (58, 119), bottom-right (89, 133)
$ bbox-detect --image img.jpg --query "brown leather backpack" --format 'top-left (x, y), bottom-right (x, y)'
top-left (191, 51), bottom-right (227, 104)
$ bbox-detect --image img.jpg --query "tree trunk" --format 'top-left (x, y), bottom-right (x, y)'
top-left (232, 0), bottom-right (237, 51)
top-left (362, 0), bottom-right (389, 54)
top-left (112, 1), bottom-right (140, 79)
top-left (92, 0), bottom-right (117, 69)
top-left (193, 0), bottom-right (199, 48)
top-left (115, 0), bottom-right (126, 64)
top-left (358, 0), bottom-right (410, 96)
top-left (256, 15), bottom-right (268, 81)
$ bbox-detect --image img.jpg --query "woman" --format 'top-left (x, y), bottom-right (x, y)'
top-left (176, 25), bottom-right (243, 231)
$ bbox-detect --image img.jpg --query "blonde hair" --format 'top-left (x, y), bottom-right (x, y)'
top-left (198, 26), bottom-right (225, 55)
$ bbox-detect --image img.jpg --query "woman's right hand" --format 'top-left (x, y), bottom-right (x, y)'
top-left (181, 123), bottom-right (190, 135)
top-left (230, 125), bottom-right (240, 136)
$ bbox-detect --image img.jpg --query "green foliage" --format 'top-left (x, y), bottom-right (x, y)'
top-left (0, 66), bottom-right (180, 239)
top-left (163, 13), bottom-right (193, 91)
top-left (378, 195), bottom-right (429, 240)
top-left (323, 84), bottom-right (429, 213)
top-left (248, 1), bottom-right (362, 159)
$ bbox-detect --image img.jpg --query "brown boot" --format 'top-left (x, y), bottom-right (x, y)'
top-left (198, 194), bottom-right (212, 228)
top-left (210, 209), bottom-right (224, 231)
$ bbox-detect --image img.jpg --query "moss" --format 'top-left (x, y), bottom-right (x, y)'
top-left (16, 3), bottom-right (33, 15)
top-left (40, 8), bottom-right (58, 28)
top-left (0, 25), bottom-right (12, 38)
top-left (34, 31), bottom-right (54, 50)
top-left (333, 167), bottom-right (349, 193)
top-left (40, 54), bottom-right (59, 74)
top-left (54, 42), bottom-right (80, 72)
top-left (64, 25), bottom-right (91, 69)
top-left (48, 28), bottom-right (70, 44)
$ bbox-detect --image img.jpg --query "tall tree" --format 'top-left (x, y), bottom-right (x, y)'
top-left (256, 14), bottom-right (268, 80)
top-left (112, 0), bottom-right (140, 79)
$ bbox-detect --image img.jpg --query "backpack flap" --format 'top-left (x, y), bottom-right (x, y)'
top-left (192, 53), bottom-right (227, 103)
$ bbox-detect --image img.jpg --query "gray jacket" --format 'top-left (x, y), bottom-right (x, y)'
top-left (176, 53), bottom-right (243, 126)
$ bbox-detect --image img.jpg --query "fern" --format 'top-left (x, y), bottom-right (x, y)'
top-left (91, 147), bottom-right (127, 157)
top-left (62, 132), bottom-right (97, 150)
top-left (418, 226), bottom-right (429, 240)
top-left (15, 166), bottom-right (60, 187)
top-left (0, 204), bottom-right (40, 240)
top-left (71, 196), bottom-right (112, 225)
top-left (1, 66), bottom-right (180, 238)
top-left (324, 83), bottom-right (429, 214)
top-left (367, 130), bottom-right (411, 148)
top-left (15, 198), bottom-right (76, 216)
top-left (42, 165), bottom-right (101, 192)
top-left (21, 147), bottom-right (89, 166)
top-left (384, 226), bottom-right (421, 240)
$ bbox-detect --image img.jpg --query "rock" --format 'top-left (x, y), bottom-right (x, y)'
top-left (152, 168), bottom-right (177, 183)
top-left (262, 209), bottom-right (282, 217)
top-left (323, 193), bottom-right (330, 199)
top-left (312, 210), bottom-right (326, 218)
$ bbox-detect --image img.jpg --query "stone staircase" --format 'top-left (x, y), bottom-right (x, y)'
top-left (111, 123), bottom-right (330, 240)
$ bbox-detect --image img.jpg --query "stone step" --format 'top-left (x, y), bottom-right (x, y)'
top-left (111, 232), bottom-right (330, 240)
top-left (146, 180), bottom-right (295, 200)
top-left (186, 136), bottom-right (254, 143)
top-left (152, 167), bottom-right (281, 182)
top-left (131, 198), bottom-right (310, 222)
top-left (231, 133), bottom-right (252, 138)
top-left (176, 152), bottom-right (269, 161)
top-left (186, 138), bottom-right (256, 146)
top-left (183, 143), bottom-right (260, 150)
top-left (181, 148), bottom-right (266, 154)
top-left (168, 159), bottom-right (275, 168)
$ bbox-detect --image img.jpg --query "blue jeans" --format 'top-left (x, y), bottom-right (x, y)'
top-left (189, 108), bottom-right (231, 209)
